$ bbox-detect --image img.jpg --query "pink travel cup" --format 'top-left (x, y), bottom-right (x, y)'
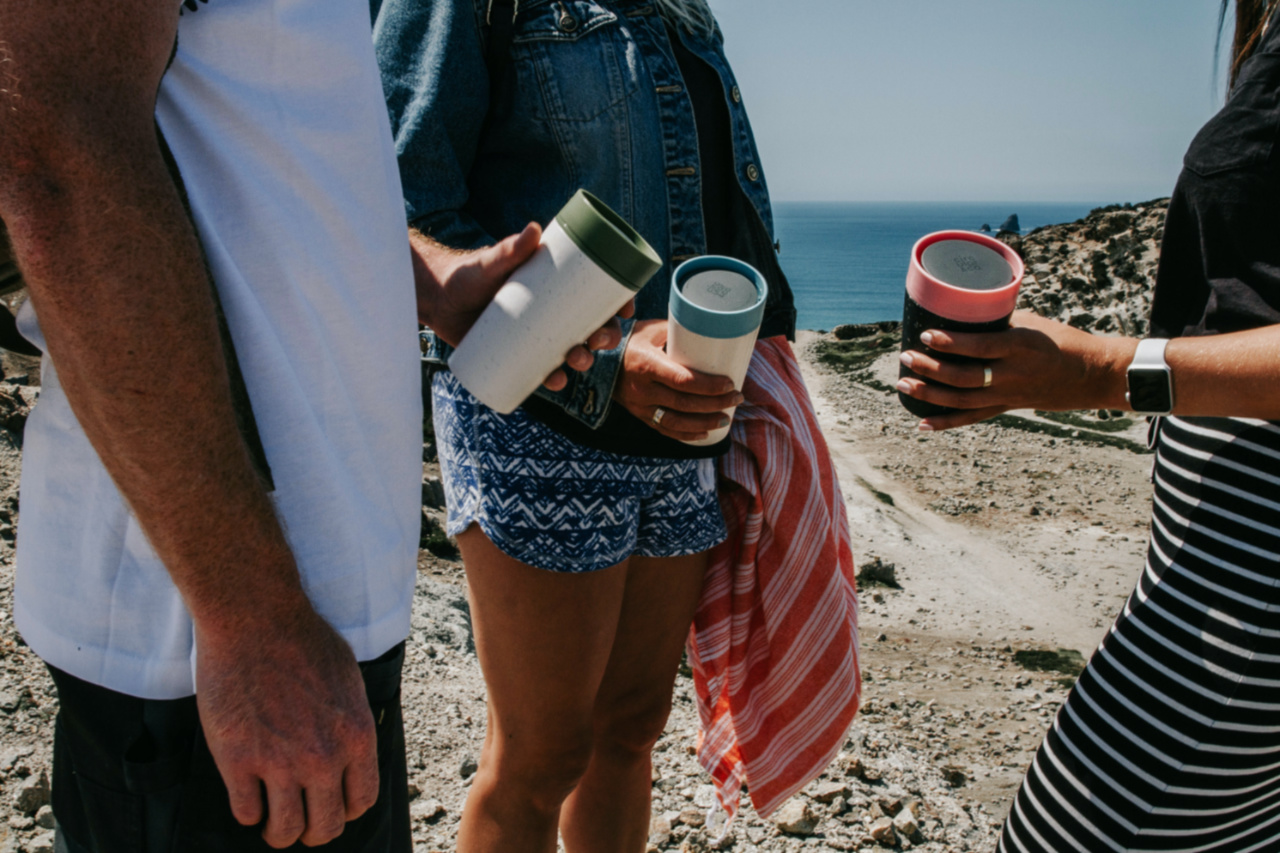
top-left (898, 231), bottom-right (1024, 418)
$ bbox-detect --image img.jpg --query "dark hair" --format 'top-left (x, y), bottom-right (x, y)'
top-left (1220, 0), bottom-right (1279, 89)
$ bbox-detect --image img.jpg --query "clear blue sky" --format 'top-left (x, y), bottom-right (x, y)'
top-left (708, 0), bottom-right (1229, 203)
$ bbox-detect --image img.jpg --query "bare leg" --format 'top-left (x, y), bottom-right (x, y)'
top-left (559, 551), bottom-right (710, 853)
top-left (455, 527), bottom-right (630, 853)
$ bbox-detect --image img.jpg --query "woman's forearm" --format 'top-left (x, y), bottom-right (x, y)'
top-left (1164, 324), bottom-right (1280, 418)
top-left (899, 312), bottom-right (1280, 428)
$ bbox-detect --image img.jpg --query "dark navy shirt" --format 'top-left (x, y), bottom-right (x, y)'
top-left (1150, 17), bottom-right (1280, 338)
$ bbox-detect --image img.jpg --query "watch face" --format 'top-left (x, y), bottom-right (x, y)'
top-left (1128, 368), bottom-right (1173, 413)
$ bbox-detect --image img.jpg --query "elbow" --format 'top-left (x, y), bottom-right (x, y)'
top-left (0, 125), bottom-right (88, 245)
top-left (0, 120), bottom-right (160, 288)
top-left (0, 157), bottom-right (85, 288)
top-left (0, 97), bottom-right (159, 236)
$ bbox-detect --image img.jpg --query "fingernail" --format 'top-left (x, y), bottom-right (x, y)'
top-left (920, 331), bottom-right (934, 346)
top-left (733, 393), bottom-right (746, 406)
top-left (899, 351), bottom-right (914, 368)
top-left (718, 415), bottom-right (731, 428)
top-left (896, 379), bottom-right (912, 393)
top-left (918, 422), bottom-right (934, 432)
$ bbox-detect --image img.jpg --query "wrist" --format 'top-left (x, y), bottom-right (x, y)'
top-left (182, 540), bottom-right (314, 644)
top-left (410, 230), bottom-right (447, 328)
top-left (1095, 336), bottom-right (1140, 410)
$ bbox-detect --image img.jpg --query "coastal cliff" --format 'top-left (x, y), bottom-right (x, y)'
top-left (1015, 198), bottom-right (1167, 337)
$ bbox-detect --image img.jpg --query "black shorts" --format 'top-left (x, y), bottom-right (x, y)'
top-left (49, 643), bottom-right (410, 853)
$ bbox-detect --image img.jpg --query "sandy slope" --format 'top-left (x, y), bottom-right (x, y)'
top-left (797, 329), bottom-right (1154, 655)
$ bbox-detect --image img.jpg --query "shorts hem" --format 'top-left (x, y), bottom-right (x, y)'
top-left (449, 513), bottom-right (634, 574)
top-left (633, 526), bottom-right (727, 561)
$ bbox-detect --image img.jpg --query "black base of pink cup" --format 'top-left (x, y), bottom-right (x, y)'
top-left (898, 297), bottom-right (1012, 418)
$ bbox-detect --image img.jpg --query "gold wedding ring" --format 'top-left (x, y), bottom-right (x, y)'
top-left (652, 407), bottom-right (666, 426)
top-left (983, 366), bottom-right (993, 388)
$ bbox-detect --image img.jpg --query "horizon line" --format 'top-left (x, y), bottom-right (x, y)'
top-left (770, 198), bottom-right (1170, 206)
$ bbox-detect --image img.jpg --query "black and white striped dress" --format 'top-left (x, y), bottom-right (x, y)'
top-left (999, 415), bottom-right (1280, 852)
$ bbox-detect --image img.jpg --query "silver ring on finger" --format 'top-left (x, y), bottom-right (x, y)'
top-left (983, 366), bottom-right (993, 388)
top-left (652, 406), bottom-right (666, 426)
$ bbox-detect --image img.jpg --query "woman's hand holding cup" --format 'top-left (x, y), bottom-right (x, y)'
top-left (896, 311), bottom-right (1134, 431)
top-left (615, 319), bottom-right (743, 442)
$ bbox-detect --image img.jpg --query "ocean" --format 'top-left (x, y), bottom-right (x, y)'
top-left (772, 201), bottom-right (1105, 331)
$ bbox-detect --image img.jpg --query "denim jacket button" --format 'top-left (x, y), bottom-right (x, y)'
top-left (731, 85), bottom-right (742, 104)
top-left (746, 163), bottom-right (760, 182)
top-left (558, 12), bottom-right (578, 31)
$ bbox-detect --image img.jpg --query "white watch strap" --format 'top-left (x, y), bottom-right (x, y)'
top-left (1130, 338), bottom-right (1170, 370)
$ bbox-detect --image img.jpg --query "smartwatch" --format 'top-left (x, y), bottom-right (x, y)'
top-left (1126, 338), bottom-right (1174, 415)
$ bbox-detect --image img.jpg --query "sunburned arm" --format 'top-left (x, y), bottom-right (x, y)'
top-left (0, 2), bottom-right (375, 847)
top-left (897, 311), bottom-right (1280, 429)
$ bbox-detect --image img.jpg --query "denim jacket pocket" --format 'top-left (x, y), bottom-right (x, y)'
top-left (512, 0), bottom-right (638, 123)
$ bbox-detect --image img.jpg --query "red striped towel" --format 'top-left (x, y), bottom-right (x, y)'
top-left (688, 336), bottom-right (861, 822)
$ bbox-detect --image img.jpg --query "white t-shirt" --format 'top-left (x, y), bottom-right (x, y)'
top-left (12, 0), bottom-right (422, 700)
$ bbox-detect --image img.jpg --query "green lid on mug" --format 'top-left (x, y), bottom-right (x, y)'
top-left (554, 190), bottom-right (662, 293)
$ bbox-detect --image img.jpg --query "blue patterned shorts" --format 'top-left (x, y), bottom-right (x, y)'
top-left (432, 372), bottom-right (727, 573)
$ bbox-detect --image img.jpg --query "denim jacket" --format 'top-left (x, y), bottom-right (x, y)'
top-left (373, 0), bottom-right (796, 428)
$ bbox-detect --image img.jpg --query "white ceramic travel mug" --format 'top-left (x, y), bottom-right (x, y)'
top-left (449, 190), bottom-right (662, 414)
top-left (666, 256), bottom-right (769, 446)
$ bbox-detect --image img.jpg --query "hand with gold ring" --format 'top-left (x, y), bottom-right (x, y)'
top-left (614, 319), bottom-right (744, 441)
top-left (894, 311), bottom-right (1139, 431)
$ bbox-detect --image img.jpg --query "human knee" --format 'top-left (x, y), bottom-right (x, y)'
top-left (492, 728), bottom-right (596, 806)
top-left (595, 692), bottom-right (675, 757)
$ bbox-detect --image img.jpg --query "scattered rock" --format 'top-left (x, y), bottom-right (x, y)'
top-left (677, 807), bottom-right (705, 828)
top-left (421, 476), bottom-right (447, 510)
top-left (809, 780), bottom-right (850, 803)
top-left (648, 813), bottom-right (673, 847)
top-left (25, 832), bottom-right (54, 853)
top-left (410, 575), bottom-right (474, 653)
top-left (33, 805), bottom-right (53, 830)
top-left (419, 508), bottom-right (458, 558)
top-left (771, 799), bottom-right (818, 836)
top-left (894, 806), bottom-right (923, 843)
top-left (0, 748), bottom-right (32, 773)
top-left (870, 816), bottom-right (898, 847)
top-left (12, 769), bottom-right (47, 815)
top-left (458, 754), bottom-right (478, 779)
top-left (857, 556), bottom-right (899, 589)
top-left (409, 798), bottom-right (445, 824)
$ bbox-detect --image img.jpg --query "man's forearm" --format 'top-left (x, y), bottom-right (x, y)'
top-left (2, 134), bottom-right (311, 638)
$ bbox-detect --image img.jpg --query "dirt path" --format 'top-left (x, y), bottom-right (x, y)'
top-left (796, 330), bottom-right (1154, 656)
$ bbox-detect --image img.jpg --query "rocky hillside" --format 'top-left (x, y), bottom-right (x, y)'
top-left (1012, 199), bottom-right (1168, 337)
